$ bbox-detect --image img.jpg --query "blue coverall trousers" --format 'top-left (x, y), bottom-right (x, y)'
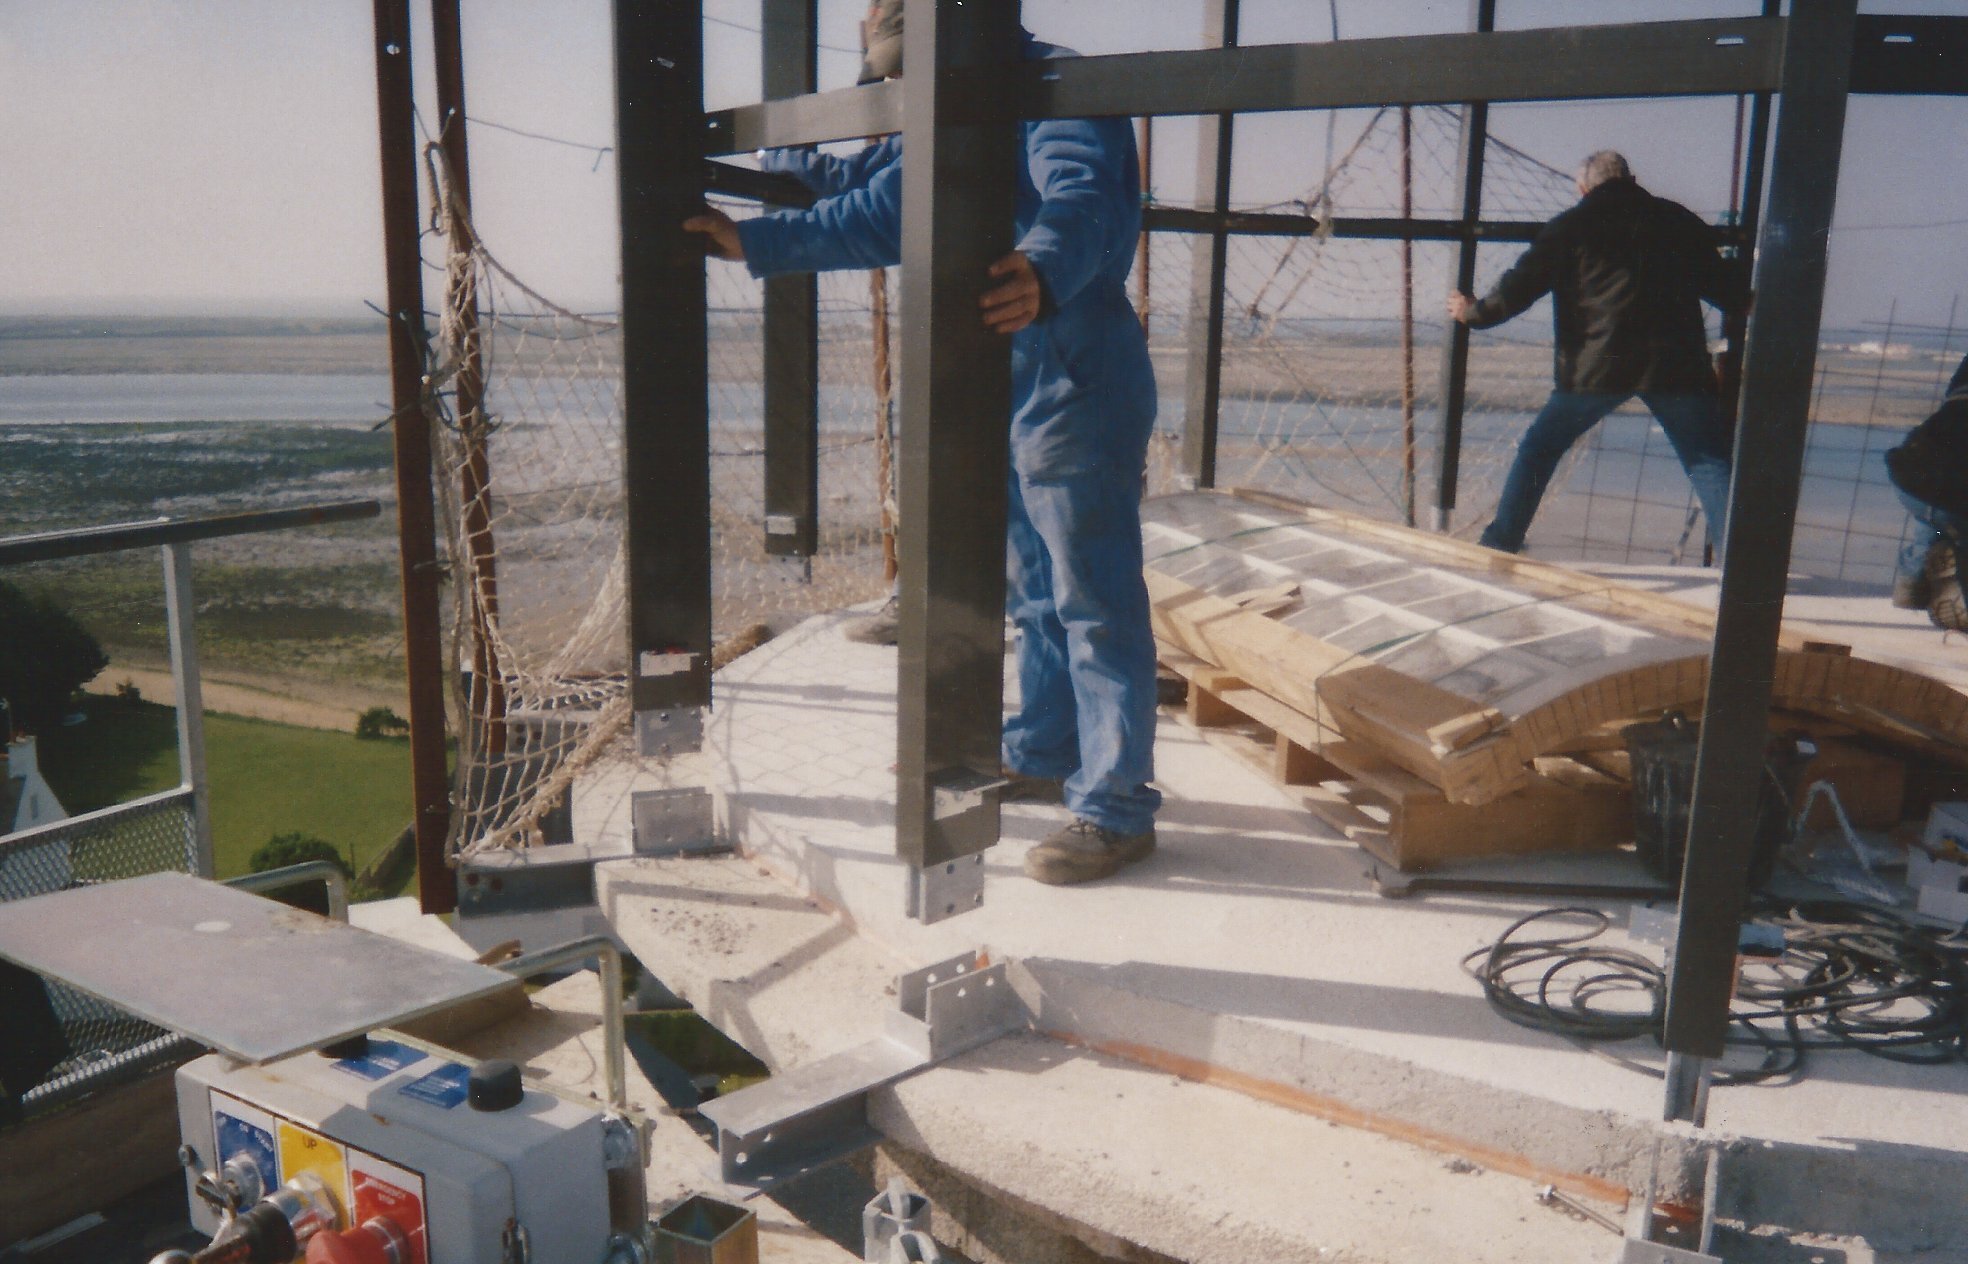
top-left (1001, 463), bottom-right (1163, 837)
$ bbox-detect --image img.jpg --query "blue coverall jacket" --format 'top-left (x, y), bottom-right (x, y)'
top-left (735, 36), bottom-right (1162, 835)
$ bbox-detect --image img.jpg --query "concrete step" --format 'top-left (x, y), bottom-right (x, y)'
top-left (347, 896), bottom-right (528, 1044)
top-left (599, 855), bottom-right (1616, 1264)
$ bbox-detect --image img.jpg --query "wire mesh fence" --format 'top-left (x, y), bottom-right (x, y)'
top-left (0, 790), bottom-right (200, 1116)
top-left (427, 100), bottom-right (1955, 855)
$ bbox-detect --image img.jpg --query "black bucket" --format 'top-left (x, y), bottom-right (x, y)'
top-left (1622, 711), bottom-right (1815, 889)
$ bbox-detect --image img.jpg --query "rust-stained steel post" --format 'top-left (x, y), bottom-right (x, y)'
top-left (1400, 104), bottom-right (1417, 528)
top-left (1431, 0), bottom-right (1496, 532)
top-left (431, 0), bottom-right (505, 761)
top-left (1179, 0), bottom-right (1240, 490)
top-left (372, 0), bottom-right (455, 914)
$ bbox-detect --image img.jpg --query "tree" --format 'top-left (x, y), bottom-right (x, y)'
top-left (354, 705), bottom-right (410, 740)
top-left (0, 580), bottom-right (107, 735)
top-left (249, 832), bottom-right (354, 880)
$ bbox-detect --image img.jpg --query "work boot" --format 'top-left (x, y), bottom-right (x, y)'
top-left (999, 767), bottom-right (1065, 805)
top-left (842, 596), bottom-right (899, 645)
top-left (1023, 818), bottom-right (1155, 886)
top-left (1893, 570), bottom-right (1932, 610)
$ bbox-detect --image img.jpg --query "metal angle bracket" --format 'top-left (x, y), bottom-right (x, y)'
top-left (635, 706), bottom-right (704, 758)
top-left (907, 853), bottom-right (985, 925)
top-left (698, 952), bottom-right (1022, 1191)
top-left (631, 786), bottom-right (720, 856)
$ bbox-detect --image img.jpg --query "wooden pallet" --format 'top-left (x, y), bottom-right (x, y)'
top-left (1161, 647), bottom-right (1632, 871)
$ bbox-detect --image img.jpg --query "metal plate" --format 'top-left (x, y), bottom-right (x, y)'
top-left (636, 707), bottom-right (705, 758)
top-left (909, 854), bottom-right (986, 925)
top-left (0, 872), bottom-right (515, 1064)
top-left (632, 786), bottom-right (718, 855)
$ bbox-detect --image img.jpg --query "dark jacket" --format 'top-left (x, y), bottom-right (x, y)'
top-left (1468, 178), bottom-right (1746, 395)
top-left (1886, 353), bottom-right (1968, 518)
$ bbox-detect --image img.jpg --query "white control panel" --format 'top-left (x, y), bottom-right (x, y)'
top-left (175, 1036), bottom-right (614, 1264)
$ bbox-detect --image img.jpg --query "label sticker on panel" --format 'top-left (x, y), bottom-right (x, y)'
top-left (276, 1120), bottom-right (350, 1213)
top-left (210, 1092), bottom-right (279, 1199)
top-left (332, 1038), bottom-right (426, 1082)
top-left (349, 1150), bottom-right (429, 1264)
top-left (397, 1061), bottom-right (471, 1109)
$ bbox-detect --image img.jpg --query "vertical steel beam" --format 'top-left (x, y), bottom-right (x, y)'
top-left (1179, 0), bottom-right (1240, 490)
top-left (162, 544), bottom-right (213, 879)
top-left (1662, 1), bottom-right (1857, 1110)
top-left (372, 0), bottom-right (456, 913)
top-left (894, 0), bottom-right (1022, 918)
top-left (1430, 0), bottom-right (1496, 532)
top-left (431, 0), bottom-right (507, 761)
top-left (762, 0), bottom-right (821, 563)
top-left (615, 0), bottom-right (713, 753)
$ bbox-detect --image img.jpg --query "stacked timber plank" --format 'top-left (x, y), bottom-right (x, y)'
top-left (1144, 489), bottom-right (1968, 869)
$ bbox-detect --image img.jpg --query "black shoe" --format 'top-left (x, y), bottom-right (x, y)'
top-left (999, 768), bottom-right (1066, 805)
top-left (1023, 818), bottom-right (1155, 886)
top-left (842, 597), bottom-right (899, 645)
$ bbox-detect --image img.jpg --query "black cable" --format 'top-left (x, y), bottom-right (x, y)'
top-left (1464, 900), bottom-right (1968, 1086)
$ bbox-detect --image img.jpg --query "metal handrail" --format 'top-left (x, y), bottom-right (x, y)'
top-left (0, 786), bottom-right (194, 857)
top-left (499, 936), bottom-right (627, 1114)
top-left (227, 860), bottom-right (351, 923)
top-left (0, 499), bottom-right (382, 567)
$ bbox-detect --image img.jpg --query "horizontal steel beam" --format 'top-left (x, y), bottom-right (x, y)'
top-left (1145, 204), bottom-right (1541, 243)
top-left (704, 13), bottom-right (1968, 157)
top-left (0, 499), bottom-right (382, 566)
top-left (1851, 14), bottom-right (1968, 96)
top-left (707, 78), bottom-right (901, 155)
top-left (1143, 205), bottom-right (1752, 248)
top-left (996, 17), bottom-right (1783, 121)
top-left (704, 158), bottom-right (815, 207)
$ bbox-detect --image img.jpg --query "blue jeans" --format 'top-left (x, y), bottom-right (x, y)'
top-left (1002, 463), bottom-right (1162, 836)
top-left (1479, 391), bottom-right (1734, 554)
top-left (1895, 486), bottom-right (1968, 584)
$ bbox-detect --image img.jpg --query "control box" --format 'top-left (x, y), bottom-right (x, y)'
top-left (176, 1035), bottom-right (613, 1264)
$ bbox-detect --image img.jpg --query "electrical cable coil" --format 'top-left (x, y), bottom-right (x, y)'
top-left (1464, 902), bottom-right (1968, 1086)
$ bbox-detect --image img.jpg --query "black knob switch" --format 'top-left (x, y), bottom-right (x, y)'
top-left (468, 1059), bottom-right (524, 1111)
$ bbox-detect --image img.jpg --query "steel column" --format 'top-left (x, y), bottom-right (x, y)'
top-left (431, 0), bottom-right (507, 762)
top-left (615, 0), bottom-right (713, 753)
top-left (1661, 0), bottom-right (1857, 1106)
top-left (1431, 0), bottom-right (1495, 533)
top-left (161, 544), bottom-right (212, 879)
top-left (1179, 0), bottom-right (1240, 490)
top-left (893, 0), bottom-right (1022, 918)
top-left (762, 0), bottom-right (820, 564)
top-left (372, 0), bottom-right (456, 914)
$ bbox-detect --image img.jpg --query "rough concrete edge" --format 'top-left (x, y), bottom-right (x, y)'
top-left (1010, 956), bottom-right (1968, 1253)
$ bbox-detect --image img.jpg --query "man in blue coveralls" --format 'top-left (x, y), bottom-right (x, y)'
top-left (684, 0), bottom-right (1161, 887)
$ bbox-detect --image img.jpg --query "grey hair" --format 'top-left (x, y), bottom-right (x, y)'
top-left (1578, 150), bottom-right (1632, 191)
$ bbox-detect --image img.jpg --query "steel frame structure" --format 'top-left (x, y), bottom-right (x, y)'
top-left (596, 1), bottom-right (1968, 1109)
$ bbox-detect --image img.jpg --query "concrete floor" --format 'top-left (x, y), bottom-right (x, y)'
top-left (581, 571), bottom-right (1968, 1260)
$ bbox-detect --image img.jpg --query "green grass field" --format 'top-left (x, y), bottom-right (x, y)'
top-left (37, 697), bottom-right (416, 890)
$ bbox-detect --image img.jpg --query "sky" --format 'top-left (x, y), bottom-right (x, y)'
top-left (1, 0), bottom-right (1964, 331)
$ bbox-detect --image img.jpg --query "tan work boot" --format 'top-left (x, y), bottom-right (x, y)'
top-left (1023, 818), bottom-right (1155, 886)
top-left (842, 596), bottom-right (899, 645)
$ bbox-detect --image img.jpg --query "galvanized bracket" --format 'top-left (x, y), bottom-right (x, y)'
top-left (635, 706), bottom-right (704, 758)
top-left (698, 952), bottom-right (1022, 1191)
top-left (631, 786), bottom-right (720, 856)
top-left (1617, 1146), bottom-right (1723, 1264)
top-left (907, 853), bottom-right (986, 925)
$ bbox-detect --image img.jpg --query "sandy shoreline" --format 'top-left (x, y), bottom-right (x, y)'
top-left (84, 661), bottom-right (406, 733)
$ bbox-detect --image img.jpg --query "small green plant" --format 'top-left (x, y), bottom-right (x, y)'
top-left (249, 831), bottom-right (353, 879)
top-left (354, 705), bottom-right (410, 741)
top-left (113, 679), bottom-right (142, 705)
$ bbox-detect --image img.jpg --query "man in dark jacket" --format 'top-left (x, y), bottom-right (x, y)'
top-left (1448, 151), bottom-right (1747, 554)
top-left (1885, 352), bottom-right (1968, 619)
